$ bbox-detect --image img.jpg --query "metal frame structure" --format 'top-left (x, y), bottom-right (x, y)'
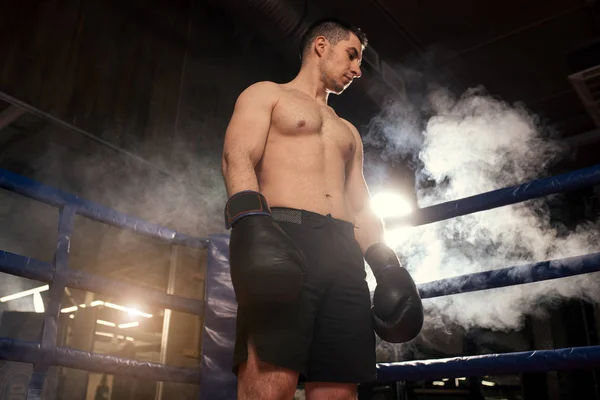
top-left (2, 162), bottom-right (600, 399)
top-left (377, 162), bottom-right (600, 381)
top-left (0, 168), bottom-right (208, 399)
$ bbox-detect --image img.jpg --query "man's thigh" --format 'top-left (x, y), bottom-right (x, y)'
top-left (305, 259), bottom-right (377, 383)
top-left (305, 382), bottom-right (357, 400)
top-left (238, 341), bottom-right (299, 400)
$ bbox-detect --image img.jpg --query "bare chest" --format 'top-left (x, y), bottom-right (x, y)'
top-left (270, 93), bottom-right (356, 159)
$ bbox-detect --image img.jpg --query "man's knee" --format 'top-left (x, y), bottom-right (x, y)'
top-left (238, 361), bottom-right (298, 400)
top-left (237, 342), bottom-right (299, 400)
top-left (305, 382), bottom-right (357, 400)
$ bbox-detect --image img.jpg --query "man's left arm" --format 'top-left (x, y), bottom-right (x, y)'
top-left (344, 124), bottom-right (384, 253)
top-left (344, 121), bottom-right (424, 343)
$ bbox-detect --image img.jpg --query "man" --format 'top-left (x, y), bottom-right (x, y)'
top-left (221, 18), bottom-right (424, 400)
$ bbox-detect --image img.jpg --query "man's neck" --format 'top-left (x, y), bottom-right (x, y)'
top-left (288, 65), bottom-right (329, 104)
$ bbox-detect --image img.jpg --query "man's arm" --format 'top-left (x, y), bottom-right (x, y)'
top-left (344, 121), bottom-right (384, 254)
top-left (222, 81), bottom-right (278, 196)
top-left (222, 82), bottom-right (306, 305)
top-left (344, 120), bottom-right (423, 343)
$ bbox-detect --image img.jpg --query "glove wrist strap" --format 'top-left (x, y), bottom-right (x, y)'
top-left (224, 190), bottom-right (271, 229)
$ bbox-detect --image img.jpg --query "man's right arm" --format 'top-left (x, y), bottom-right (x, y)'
top-left (222, 81), bottom-right (278, 196)
top-left (221, 82), bottom-right (306, 306)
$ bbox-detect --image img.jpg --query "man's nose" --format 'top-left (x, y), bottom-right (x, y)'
top-left (352, 65), bottom-right (362, 79)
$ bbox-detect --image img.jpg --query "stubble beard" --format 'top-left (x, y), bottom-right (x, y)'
top-left (319, 60), bottom-right (344, 95)
top-left (324, 71), bottom-right (344, 94)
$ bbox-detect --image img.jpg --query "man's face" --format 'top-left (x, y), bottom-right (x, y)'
top-left (320, 33), bottom-right (363, 94)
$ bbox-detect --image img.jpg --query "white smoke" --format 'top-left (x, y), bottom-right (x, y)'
top-left (365, 83), bottom-right (600, 349)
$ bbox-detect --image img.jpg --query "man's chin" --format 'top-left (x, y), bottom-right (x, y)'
top-left (329, 85), bottom-right (346, 95)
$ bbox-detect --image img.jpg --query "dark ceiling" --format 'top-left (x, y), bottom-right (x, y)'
top-left (3, 0), bottom-right (599, 175)
top-left (312, 0), bottom-right (600, 138)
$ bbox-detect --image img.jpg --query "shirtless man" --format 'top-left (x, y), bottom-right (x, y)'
top-left (222, 18), bottom-right (424, 400)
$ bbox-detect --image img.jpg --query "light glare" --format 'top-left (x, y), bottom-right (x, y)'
top-left (33, 292), bottom-right (45, 313)
top-left (97, 320), bottom-right (116, 327)
top-left (371, 192), bottom-right (412, 219)
top-left (118, 322), bottom-right (140, 329)
top-left (1, 285), bottom-right (50, 302)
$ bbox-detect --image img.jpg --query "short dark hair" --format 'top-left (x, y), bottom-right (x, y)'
top-left (299, 18), bottom-right (368, 62)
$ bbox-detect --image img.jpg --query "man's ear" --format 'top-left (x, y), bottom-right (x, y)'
top-left (315, 36), bottom-right (328, 57)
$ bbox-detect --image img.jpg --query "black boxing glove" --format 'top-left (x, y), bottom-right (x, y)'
top-left (225, 190), bottom-right (306, 305)
top-left (365, 242), bottom-right (424, 343)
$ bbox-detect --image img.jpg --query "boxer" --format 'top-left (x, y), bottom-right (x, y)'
top-left (222, 18), bottom-right (423, 400)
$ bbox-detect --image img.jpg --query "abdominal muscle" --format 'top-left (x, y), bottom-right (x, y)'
top-left (256, 132), bottom-right (355, 223)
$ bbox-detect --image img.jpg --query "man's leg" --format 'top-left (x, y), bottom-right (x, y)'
top-left (301, 222), bottom-right (376, 395)
top-left (305, 382), bottom-right (357, 400)
top-left (237, 341), bottom-right (299, 400)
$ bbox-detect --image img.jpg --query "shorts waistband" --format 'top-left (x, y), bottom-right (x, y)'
top-left (270, 207), bottom-right (355, 230)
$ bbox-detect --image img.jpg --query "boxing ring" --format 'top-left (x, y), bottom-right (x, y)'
top-left (1, 163), bottom-right (600, 399)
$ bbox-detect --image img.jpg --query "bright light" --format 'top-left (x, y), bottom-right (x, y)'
top-left (69, 315), bottom-right (75, 319)
top-left (33, 292), bottom-right (45, 313)
top-left (432, 381), bottom-right (445, 386)
top-left (104, 302), bottom-right (152, 318)
top-left (371, 192), bottom-right (414, 249)
top-left (371, 192), bottom-right (412, 219)
top-left (126, 336), bottom-right (135, 342)
top-left (90, 300), bottom-right (104, 307)
top-left (118, 322), bottom-right (139, 329)
top-left (60, 306), bottom-right (79, 314)
top-left (455, 377), bottom-right (468, 386)
top-left (79, 304), bottom-right (87, 308)
top-left (97, 320), bottom-right (116, 327)
top-left (1, 285), bottom-right (50, 302)
top-left (481, 380), bottom-right (496, 387)
top-left (95, 331), bottom-right (114, 338)
top-left (383, 227), bottom-right (414, 249)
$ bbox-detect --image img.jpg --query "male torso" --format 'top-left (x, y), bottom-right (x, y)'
top-left (257, 83), bottom-right (359, 223)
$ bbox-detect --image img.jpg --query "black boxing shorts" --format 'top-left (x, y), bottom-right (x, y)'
top-left (232, 207), bottom-right (377, 383)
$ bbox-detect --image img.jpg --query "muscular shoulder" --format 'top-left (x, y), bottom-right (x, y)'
top-left (340, 118), bottom-right (363, 148)
top-left (237, 81), bottom-right (281, 105)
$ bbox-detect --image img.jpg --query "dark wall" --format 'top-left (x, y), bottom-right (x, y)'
top-left (0, 0), bottom-right (189, 157)
top-left (0, 0), bottom-right (294, 158)
top-left (0, 0), bottom-right (294, 236)
top-left (175, 2), bottom-right (293, 157)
